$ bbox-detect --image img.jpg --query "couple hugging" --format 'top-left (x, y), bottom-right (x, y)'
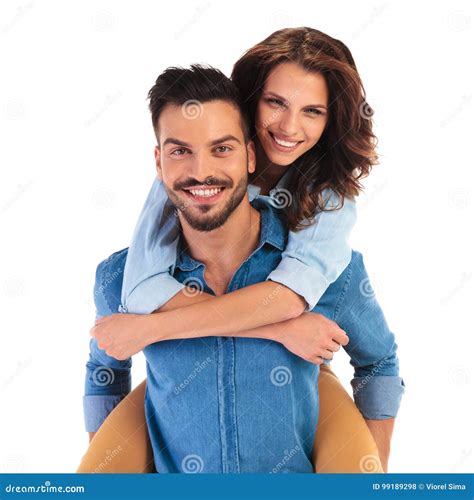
top-left (78, 27), bottom-right (405, 474)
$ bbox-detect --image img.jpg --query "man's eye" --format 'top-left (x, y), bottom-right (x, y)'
top-left (214, 145), bottom-right (232, 154)
top-left (170, 148), bottom-right (189, 156)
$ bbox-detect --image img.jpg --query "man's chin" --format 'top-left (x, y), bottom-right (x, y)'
top-left (182, 213), bottom-right (227, 232)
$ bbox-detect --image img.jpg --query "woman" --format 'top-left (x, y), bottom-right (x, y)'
top-left (79, 27), bottom-right (387, 473)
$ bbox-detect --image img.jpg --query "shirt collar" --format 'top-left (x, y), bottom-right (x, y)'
top-left (175, 198), bottom-right (287, 272)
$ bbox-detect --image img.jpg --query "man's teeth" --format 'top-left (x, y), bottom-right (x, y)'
top-left (188, 187), bottom-right (223, 197)
top-left (272, 134), bottom-right (299, 148)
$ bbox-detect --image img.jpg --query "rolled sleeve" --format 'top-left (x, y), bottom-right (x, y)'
top-left (351, 375), bottom-right (405, 419)
top-left (122, 272), bottom-right (185, 314)
top-left (267, 257), bottom-right (331, 312)
top-left (83, 395), bottom-right (126, 432)
top-left (266, 191), bottom-right (356, 311)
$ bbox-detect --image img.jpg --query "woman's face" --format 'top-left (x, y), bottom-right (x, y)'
top-left (255, 61), bottom-right (329, 166)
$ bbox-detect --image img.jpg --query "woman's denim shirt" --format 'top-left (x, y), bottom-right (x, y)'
top-left (120, 171), bottom-right (357, 316)
top-left (83, 199), bottom-right (405, 473)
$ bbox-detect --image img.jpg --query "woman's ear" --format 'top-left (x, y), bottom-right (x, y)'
top-left (154, 146), bottom-right (163, 180)
top-left (246, 140), bottom-right (256, 175)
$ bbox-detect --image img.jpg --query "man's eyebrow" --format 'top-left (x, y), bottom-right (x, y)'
top-left (264, 91), bottom-right (328, 110)
top-left (162, 137), bottom-right (191, 147)
top-left (209, 135), bottom-right (242, 146)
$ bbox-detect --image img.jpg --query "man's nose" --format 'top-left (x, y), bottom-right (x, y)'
top-left (188, 151), bottom-right (216, 181)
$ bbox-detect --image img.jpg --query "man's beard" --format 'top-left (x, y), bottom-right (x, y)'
top-left (167, 176), bottom-right (248, 232)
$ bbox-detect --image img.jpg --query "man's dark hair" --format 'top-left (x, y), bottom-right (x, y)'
top-left (147, 64), bottom-right (250, 144)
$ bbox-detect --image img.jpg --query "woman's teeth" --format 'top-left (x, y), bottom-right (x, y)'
top-left (271, 133), bottom-right (300, 148)
top-left (188, 187), bottom-right (223, 197)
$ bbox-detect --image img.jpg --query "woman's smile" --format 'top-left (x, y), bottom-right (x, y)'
top-left (267, 130), bottom-right (305, 153)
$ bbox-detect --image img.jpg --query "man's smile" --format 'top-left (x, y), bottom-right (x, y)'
top-left (181, 185), bottom-right (227, 204)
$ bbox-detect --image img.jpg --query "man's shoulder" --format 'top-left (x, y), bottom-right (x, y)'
top-left (315, 250), bottom-right (366, 313)
top-left (93, 247), bottom-right (129, 318)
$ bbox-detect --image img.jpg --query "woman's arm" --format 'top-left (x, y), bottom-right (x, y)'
top-left (94, 191), bottom-right (355, 359)
top-left (144, 189), bottom-right (357, 337)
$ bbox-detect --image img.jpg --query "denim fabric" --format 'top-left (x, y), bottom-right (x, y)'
top-left (84, 198), bottom-right (404, 473)
top-left (120, 170), bottom-right (356, 316)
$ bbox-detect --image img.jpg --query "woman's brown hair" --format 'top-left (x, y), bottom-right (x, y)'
top-left (231, 27), bottom-right (378, 231)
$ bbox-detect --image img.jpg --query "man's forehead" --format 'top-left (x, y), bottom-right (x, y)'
top-left (159, 100), bottom-right (243, 143)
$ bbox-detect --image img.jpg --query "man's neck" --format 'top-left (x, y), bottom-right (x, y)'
top-left (179, 197), bottom-right (261, 295)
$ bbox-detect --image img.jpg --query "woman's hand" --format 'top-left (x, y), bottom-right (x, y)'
top-left (90, 313), bottom-right (153, 360)
top-left (279, 312), bottom-right (349, 365)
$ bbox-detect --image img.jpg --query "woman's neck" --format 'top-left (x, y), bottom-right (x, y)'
top-left (252, 140), bottom-right (290, 196)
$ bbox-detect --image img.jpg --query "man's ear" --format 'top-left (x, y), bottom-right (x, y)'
top-left (154, 146), bottom-right (163, 181)
top-left (246, 140), bottom-right (256, 175)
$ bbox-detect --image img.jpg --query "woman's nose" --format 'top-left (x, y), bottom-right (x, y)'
top-left (278, 111), bottom-right (300, 137)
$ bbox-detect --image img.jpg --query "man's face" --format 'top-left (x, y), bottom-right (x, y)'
top-left (155, 100), bottom-right (256, 232)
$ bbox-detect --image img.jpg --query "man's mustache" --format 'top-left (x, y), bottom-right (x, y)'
top-left (174, 178), bottom-right (233, 190)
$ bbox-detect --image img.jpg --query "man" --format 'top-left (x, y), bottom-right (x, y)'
top-left (85, 65), bottom-right (404, 473)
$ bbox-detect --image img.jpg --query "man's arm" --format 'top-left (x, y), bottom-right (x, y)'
top-left (84, 250), bottom-right (132, 439)
top-left (335, 252), bottom-right (405, 472)
top-left (364, 418), bottom-right (395, 472)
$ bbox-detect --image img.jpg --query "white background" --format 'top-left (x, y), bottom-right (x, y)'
top-left (0, 0), bottom-right (472, 474)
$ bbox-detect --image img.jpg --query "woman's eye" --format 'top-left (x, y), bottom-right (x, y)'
top-left (267, 97), bottom-right (285, 107)
top-left (214, 146), bottom-right (232, 154)
top-left (305, 108), bottom-right (324, 116)
top-left (170, 148), bottom-right (189, 156)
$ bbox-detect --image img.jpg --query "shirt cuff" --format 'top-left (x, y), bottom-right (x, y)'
top-left (350, 376), bottom-right (405, 420)
top-left (267, 256), bottom-right (330, 311)
top-left (83, 394), bottom-right (126, 432)
top-left (122, 273), bottom-right (185, 314)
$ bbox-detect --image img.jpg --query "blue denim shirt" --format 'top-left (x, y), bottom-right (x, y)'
top-left (120, 170), bottom-right (356, 316)
top-left (84, 198), bottom-right (405, 473)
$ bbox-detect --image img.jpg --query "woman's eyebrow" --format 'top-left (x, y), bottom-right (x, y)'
top-left (264, 91), bottom-right (327, 110)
